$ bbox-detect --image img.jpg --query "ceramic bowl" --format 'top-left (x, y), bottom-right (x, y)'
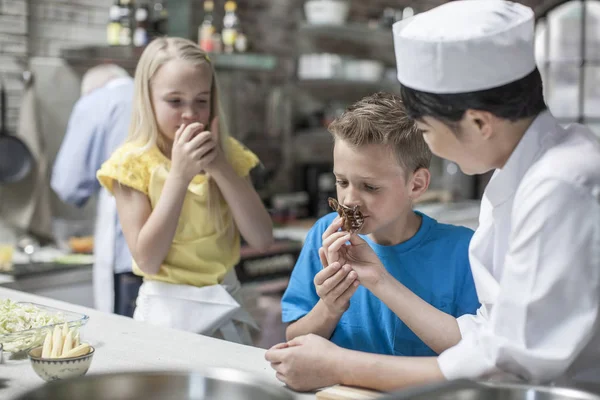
top-left (28, 345), bottom-right (94, 382)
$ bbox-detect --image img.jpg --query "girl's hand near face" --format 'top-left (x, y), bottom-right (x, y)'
top-left (170, 122), bottom-right (206, 182)
top-left (201, 117), bottom-right (227, 174)
top-left (171, 118), bottom-right (223, 182)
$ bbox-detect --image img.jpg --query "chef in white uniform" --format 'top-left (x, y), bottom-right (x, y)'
top-left (265, 0), bottom-right (600, 392)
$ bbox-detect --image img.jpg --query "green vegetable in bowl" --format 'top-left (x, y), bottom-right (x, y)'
top-left (0, 299), bottom-right (65, 335)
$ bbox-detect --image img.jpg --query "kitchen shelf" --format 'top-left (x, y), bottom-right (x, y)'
top-left (0, 262), bottom-right (92, 278)
top-left (61, 46), bottom-right (278, 72)
top-left (291, 127), bottom-right (334, 164)
top-left (297, 22), bottom-right (396, 66)
top-left (291, 78), bottom-right (399, 102)
top-left (294, 127), bottom-right (331, 136)
top-left (272, 22), bottom-right (399, 196)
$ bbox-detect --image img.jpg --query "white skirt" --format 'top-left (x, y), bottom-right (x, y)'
top-left (133, 269), bottom-right (258, 345)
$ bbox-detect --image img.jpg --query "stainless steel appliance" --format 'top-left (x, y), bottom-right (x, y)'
top-left (13, 369), bottom-right (295, 400)
top-left (380, 379), bottom-right (600, 400)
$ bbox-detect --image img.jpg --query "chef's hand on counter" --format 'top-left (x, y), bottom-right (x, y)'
top-left (320, 217), bottom-right (388, 291)
top-left (265, 334), bottom-right (345, 392)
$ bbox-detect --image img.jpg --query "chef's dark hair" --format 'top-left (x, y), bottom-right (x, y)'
top-left (400, 68), bottom-right (547, 128)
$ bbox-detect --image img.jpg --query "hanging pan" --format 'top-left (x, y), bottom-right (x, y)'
top-left (0, 77), bottom-right (33, 184)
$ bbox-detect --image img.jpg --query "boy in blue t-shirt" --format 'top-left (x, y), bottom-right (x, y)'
top-left (281, 92), bottom-right (479, 356)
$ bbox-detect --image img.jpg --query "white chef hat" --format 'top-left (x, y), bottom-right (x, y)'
top-left (393, 0), bottom-right (536, 94)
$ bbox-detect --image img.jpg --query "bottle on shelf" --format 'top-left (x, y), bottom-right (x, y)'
top-left (235, 30), bottom-right (247, 53)
top-left (119, 0), bottom-right (134, 46)
top-left (222, 1), bottom-right (239, 54)
top-left (212, 33), bottom-right (223, 53)
top-left (198, 0), bottom-right (215, 52)
top-left (107, 0), bottom-right (122, 46)
top-left (152, 0), bottom-right (168, 38)
top-left (134, 2), bottom-right (150, 47)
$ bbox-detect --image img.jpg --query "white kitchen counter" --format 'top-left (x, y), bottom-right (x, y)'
top-left (0, 288), bottom-right (315, 400)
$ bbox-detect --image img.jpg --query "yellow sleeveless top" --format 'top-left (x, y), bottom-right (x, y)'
top-left (96, 137), bottom-right (260, 287)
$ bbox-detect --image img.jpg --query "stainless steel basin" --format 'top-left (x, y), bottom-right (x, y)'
top-left (380, 380), bottom-right (600, 400)
top-left (13, 369), bottom-right (295, 400)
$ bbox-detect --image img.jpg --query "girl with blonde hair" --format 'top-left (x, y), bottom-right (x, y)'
top-left (97, 37), bottom-right (273, 344)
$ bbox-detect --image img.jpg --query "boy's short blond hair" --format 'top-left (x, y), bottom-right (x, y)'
top-left (328, 92), bottom-right (432, 174)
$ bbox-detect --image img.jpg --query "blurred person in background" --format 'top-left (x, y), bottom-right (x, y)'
top-left (51, 63), bottom-right (141, 317)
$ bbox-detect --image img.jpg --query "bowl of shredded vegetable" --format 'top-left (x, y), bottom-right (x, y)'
top-left (0, 299), bottom-right (88, 354)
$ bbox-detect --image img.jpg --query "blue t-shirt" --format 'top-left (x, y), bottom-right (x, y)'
top-left (281, 211), bottom-right (479, 356)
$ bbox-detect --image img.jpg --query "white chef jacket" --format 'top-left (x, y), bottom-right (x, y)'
top-left (437, 111), bottom-right (600, 385)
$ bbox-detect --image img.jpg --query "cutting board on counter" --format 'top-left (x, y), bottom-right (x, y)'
top-left (316, 385), bottom-right (382, 400)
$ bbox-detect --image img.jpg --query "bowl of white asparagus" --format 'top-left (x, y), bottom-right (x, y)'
top-left (27, 322), bottom-right (94, 382)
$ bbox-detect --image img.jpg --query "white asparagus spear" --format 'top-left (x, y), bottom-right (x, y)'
top-left (61, 322), bottom-right (69, 338)
top-left (50, 325), bottom-right (63, 358)
top-left (61, 329), bottom-right (74, 356)
top-left (61, 343), bottom-right (90, 358)
top-left (41, 331), bottom-right (53, 358)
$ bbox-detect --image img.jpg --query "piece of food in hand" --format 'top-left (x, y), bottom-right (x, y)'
top-left (328, 197), bottom-right (365, 233)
